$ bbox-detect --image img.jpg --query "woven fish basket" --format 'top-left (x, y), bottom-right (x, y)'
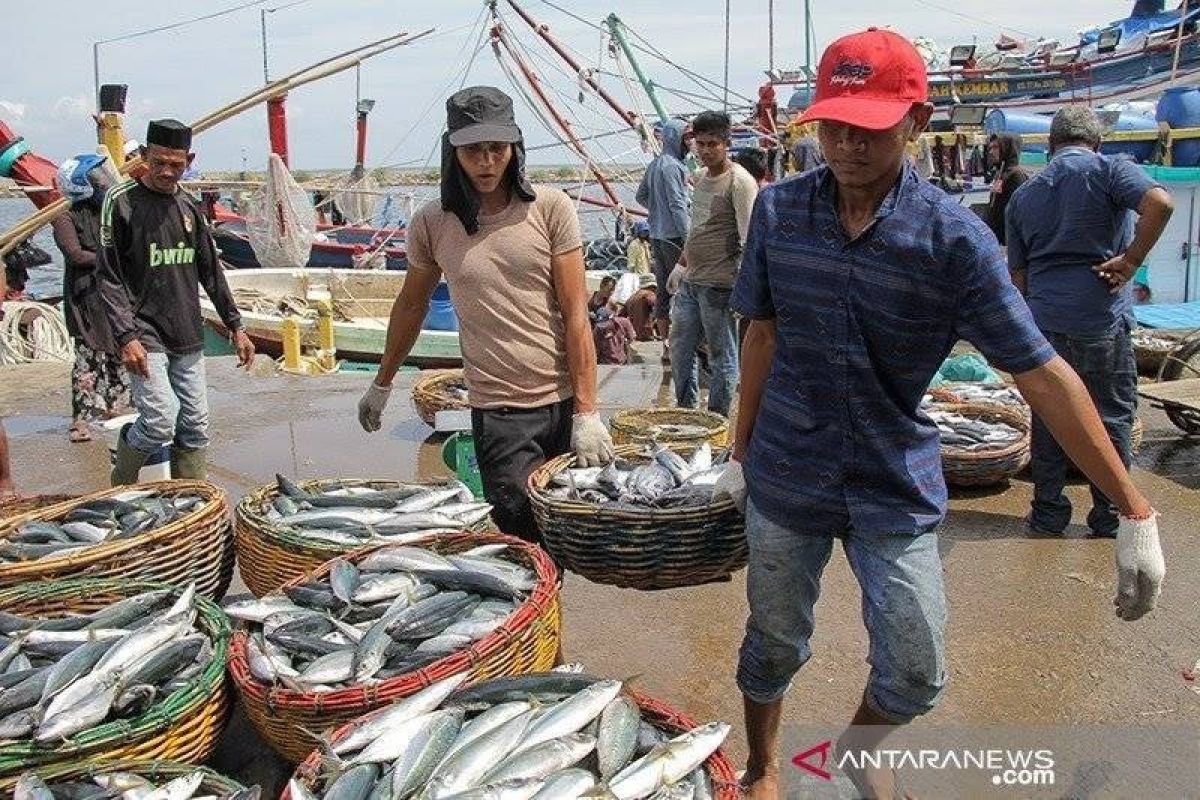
top-left (0, 481), bottom-right (234, 600)
top-left (610, 407), bottom-right (729, 449)
top-left (234, 478), bottom-right (491, 597)
top-left (940, 403), bottom-right (1031, 488)
top-left (0, 578), bottom-right (232, 777)
top-left (0, 758), bottom-right (246, 795)
top-left (527, 444), bottom-right (746, 591)
top-left (227, 531), bottom-right (562, 763)
top-left (283, 685), bottom-right (740, 800)
top-left (1133, 331), bottom-right (1184, 377)
top-left (411, 369), bottom-right (469, 427)
top-left (0, 494), bottom-right (75, 524)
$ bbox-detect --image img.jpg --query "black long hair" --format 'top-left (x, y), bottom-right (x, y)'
top-left (439, 134), bottom-right (536, 235)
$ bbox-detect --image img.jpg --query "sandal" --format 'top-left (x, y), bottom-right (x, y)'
top-left (68, 422), bottom-right (93, 443)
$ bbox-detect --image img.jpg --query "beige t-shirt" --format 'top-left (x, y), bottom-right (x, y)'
top-left (405, 187), bottom-right (583, 409)
top-left (683, 163), bottom-right (758, 289)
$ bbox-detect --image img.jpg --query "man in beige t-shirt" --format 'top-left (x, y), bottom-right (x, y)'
top-left (357, 86), bottom-right (613, 543)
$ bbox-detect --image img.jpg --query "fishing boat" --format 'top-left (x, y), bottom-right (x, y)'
top-left (199, 268), bottom-right (460, 366)
top-left (775, 1), bottom-right (1200, 119)
top-left (200, 267), bottom-right (621, 366)
top-left (209, 214), bottom-right (409, 271)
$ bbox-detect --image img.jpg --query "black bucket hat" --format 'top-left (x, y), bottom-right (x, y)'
top-left (446, 86), bottom-right (522, 147)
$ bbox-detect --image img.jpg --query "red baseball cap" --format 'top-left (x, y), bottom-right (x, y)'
top-left (798, 28), bottom-right (928, 131)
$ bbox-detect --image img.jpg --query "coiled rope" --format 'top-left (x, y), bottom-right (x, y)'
top-left (0, 301), bottom-right (73, 365)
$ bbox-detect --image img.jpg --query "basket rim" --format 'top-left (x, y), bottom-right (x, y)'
top-left (526, 444), bottom-right (737, 518)
top-left (7, 758), bottom-right (244, 793)
top-left (235, 477), bottom-right (480, 557)
top-left (284, 685), bottom-right (739, 799)
top-left (610, 406), bottom-right (728, 432)
top-left (227, 530), bottom-right (560, 709)
top-left (0, 578), bottom-right (230, 765)
top-left (933, 402), bottom-right (1030, 462)
top-left (0, 481), bottom-right (227, 580)
top-left (412, 368), bottom-right (467, 396)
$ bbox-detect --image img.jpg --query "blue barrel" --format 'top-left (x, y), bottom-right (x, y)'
top-left (984, 109), bottom-right (1052, 152)
top-left (1100, 113), bottom-right (1158, 162)
top-left (1156, 87), bottom-right (1200, 167)
top-left (423, 282), bottom-right (459, 332)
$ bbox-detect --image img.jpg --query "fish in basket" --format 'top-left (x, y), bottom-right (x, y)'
top-left (12, 763), bottom-right (258, 799)
top-left (528, 444), bottom-right (746, 591)
top-left (0, 580), bottom-right (231, 775)
top-left (265, 475), bottom-right (492, 548)
top-left (224, 533), bottom-right (561, 762)
top-left (0, 489), bottom-right (206, 564)
top-left (284, 672), bottom-right (739, 800)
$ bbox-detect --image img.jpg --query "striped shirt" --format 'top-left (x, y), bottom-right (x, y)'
top-left (731, 165), bottom-right (1054, 535)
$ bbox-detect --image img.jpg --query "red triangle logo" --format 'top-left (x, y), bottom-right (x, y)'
top-left (792, 739), bottom-right (834, 781)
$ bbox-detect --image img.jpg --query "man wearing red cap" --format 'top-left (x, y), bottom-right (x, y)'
top-left (716, 29), bottom-right (1165, 798)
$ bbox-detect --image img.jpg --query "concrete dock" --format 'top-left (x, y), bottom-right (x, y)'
top-left (2, 356), bottom-right (1198, 795)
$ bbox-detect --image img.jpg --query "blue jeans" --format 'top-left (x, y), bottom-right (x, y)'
top-left (128, 351), bottom-right (210, 454)
top-left (669, 281), bottom-right (738, 416)
top-left (1030, 324), bottom-right (1137, 536)
top-left (736, 498), bottom-right (948, 723)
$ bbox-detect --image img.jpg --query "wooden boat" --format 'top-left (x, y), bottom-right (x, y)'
top-left (199, 268), bottom-right (459, 366)
top-left (210, 215), bottom-right (409, 271)
top-left (200, 267), bottom-right (619, 366)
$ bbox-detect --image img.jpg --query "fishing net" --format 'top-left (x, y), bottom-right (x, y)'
top-left (244, 153), bottom-right (317, 269)
top-left (333, 166), bottom-right (378, 226)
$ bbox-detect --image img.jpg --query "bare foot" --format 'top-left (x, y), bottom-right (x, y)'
top-left (835, 741), bottom-right (914, 799)
top-left (742, 765), bottom-right (781, 800)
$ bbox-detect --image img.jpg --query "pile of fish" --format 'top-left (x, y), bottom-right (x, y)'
top-left (262, 475), bottom-right (493, 548)
top-left (642, 424), bottom-right (712, 441)
top-left (928, 408), bottom-right (1025, 452)
top-left (14, 769), bottom-right (259, 800)
top-left (436, 378), bottom-right (469, 405)
top-left (1132, 330), bottom-right (1179, 353)
top-left (225, 543), bottom-right (537, 690)
top-left (925, 382), bottom-right (1027, 410)
top-left (1, 490), bottom-right (206, 564)
top-left (0, 585), bottom-right (215, 744)
top-left (543, 444), bottom-right (730, 510)
top-left (288, 671), bottom-right (729, 800)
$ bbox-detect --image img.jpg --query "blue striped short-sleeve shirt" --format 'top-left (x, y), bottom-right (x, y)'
top-left (731, 164), bottom-right (1055, 535)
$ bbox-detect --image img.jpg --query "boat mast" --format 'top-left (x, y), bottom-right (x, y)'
top-left (604, 13), bottom-right (670, 125)
top-left (804, 0), bottom-right (813, 102)
top-left (723, 0), bottom-right (731, 111)
top-left (769, 0), bottom-right (775, 74)
top-left (488, 13), bottom-right (625, 209)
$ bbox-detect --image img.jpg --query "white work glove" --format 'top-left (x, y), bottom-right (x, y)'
top-left (714, 458), bottom-right (747, 514)
top-left (666, 265), bottom-right (686, 294)
top-left (571, 412), bottom-right (615, 467)
top-left (357, 382), bottom-right (392, 433)
top-left (1114, 512), bottom-right (1165, 621)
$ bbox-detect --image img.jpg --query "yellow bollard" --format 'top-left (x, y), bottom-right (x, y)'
top-left (97, 112), bottom-right (126, 170)
top-left (281, 318), bottom-right (303, 372)
top-left (314, 300), bottom-right (338, 372)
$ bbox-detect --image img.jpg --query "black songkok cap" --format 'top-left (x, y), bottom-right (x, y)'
top-left (146, 119), bottom-right (192, 151)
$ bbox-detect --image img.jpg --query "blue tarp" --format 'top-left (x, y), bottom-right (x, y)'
top-left (1080, 7), bottom-right (1200, 46)
top-left (1133, 301), bottom-right (1200, 328)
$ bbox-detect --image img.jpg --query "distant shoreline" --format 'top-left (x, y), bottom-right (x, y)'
top-left (0, 166), bottom-right (644, 198)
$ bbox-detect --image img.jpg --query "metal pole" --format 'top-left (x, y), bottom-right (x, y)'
top-left (804, 0), bottom-right (813, 102)
top-left (768, 0), bottom-right (775, 74)
top-left (605, 14), bottom-right (670, 125)
top-left (723, 0), bottom-right (731, 110)
top-left (93, 43), bottom-right (101, 112)
top-left (260, 9), bottom-right (270, 83)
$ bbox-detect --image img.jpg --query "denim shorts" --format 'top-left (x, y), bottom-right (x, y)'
top-left (736, 497), bottom-right (948, 722)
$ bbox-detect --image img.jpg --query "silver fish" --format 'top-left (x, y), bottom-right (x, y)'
top-left (334, 673), bottom-right (468, 755)
top-left (482, 733), bottom-right (597, 785)
top-left (529, 768), bottom-right (596, 800)
top-left (597, 695), bottom-right (641, 779)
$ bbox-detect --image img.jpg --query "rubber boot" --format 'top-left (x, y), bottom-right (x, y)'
top-left (171, 446), bottom-right (208, 480)
top-left (111, 437), bottom-right (150, 486)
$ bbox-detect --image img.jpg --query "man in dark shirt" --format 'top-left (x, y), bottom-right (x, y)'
top-left (1007, 106), bottom-right (1173, 537)
top-left (98, 119), bottom-right (252, 484)
top-left (719, 30), bottom-right (1165, 799)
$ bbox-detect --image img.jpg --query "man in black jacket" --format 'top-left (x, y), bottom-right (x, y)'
top-left (98, 119), bottom-right (252, 483)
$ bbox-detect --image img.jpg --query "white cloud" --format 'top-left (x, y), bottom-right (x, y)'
top-left (52, 95), bottom-right (92, 120)
top-left (0, 101), bottom-right (26, 120)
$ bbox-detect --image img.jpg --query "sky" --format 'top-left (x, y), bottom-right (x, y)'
top-left (1, 0), bottom-right (1139, 171)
